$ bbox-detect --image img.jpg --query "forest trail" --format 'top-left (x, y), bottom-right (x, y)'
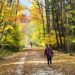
top-left (0, 49), bottom-right (66, 75)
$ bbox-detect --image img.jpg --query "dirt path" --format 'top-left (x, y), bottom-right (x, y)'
top-left (0, 49), bottom-right (65, 75)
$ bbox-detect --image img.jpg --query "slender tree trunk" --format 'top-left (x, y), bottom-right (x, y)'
top-left (45, 0), bottom-right (50, 33)
top-left (0, 1), bottom-right (3, 24)
top-left (0, 1), bottom-right (3, 13)
top-left (56, 15), bottom-right (63, 49)
top-left (36, 1), bottom-right (45, 38)
top-left (52, 1), bottom-right (60, 48)
top-left (59, 0), bottom-right (66, 51)
top-left (61, 0), bottom-right (67, 52)
top-left (0, 22), bottom-right (7, 41)
top-left (0, 22), bottom-right (7, 50)
top-left (40, 5), bottom-right (45, 38)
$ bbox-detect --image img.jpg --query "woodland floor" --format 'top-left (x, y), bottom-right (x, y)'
top-left (0, 48), bottom-right (75, 75)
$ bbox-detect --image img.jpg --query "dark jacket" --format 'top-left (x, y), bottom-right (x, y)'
top-left (44, 47), bottom-right (53, 58)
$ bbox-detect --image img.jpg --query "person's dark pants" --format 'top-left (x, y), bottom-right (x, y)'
top-left (47, 57), bottom-right (52, 66)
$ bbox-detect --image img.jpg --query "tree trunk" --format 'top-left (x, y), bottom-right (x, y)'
top-left (56, 15), bottom-right (63, 49)
top-left (45, 0), bottom-right (51, 33)
top-left (37, 1), bottom-right (45, 38)
top-left (52, 2), bottom-right (60, 48)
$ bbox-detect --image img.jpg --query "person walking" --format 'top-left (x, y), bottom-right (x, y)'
top-left (44, 44), bottom-right (53, 66)
top-left (30, 42), bottom-right (32, 48)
